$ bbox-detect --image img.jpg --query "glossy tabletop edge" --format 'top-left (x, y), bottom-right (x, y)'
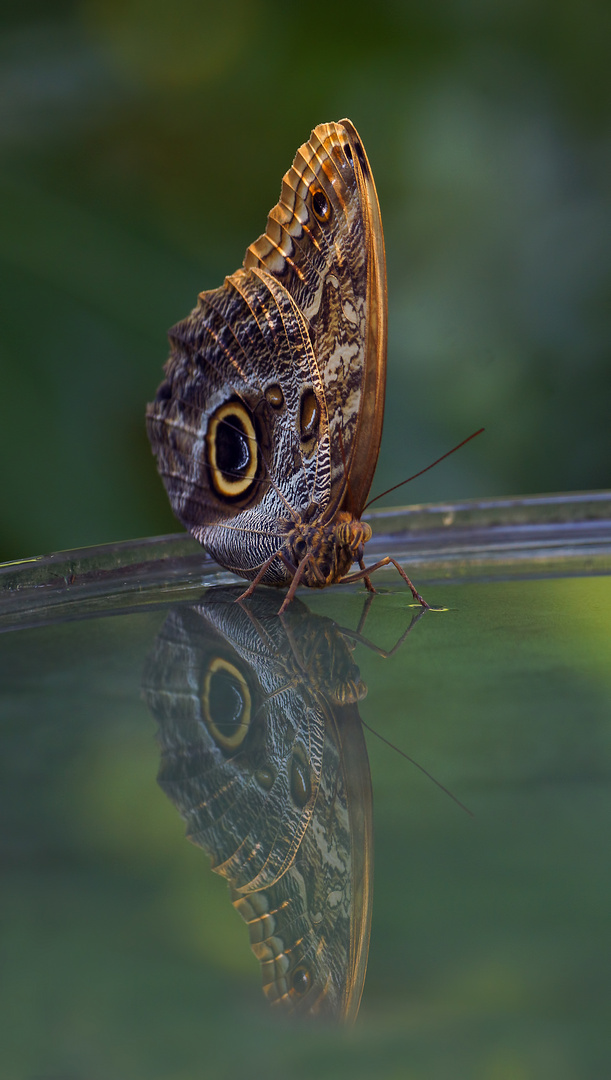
top-left (1, 491), bottom-right (610, 629)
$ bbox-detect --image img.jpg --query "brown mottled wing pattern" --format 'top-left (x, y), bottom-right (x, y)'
top-left (245, 118), bottom-right (387, 520)
top-left (142, 587), bottom-right (373, 1021)
top-left (146, 119), bottom-right (386, 582)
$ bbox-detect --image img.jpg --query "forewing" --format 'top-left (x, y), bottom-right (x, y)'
top-left (245, 119), bottom-right (387, 517)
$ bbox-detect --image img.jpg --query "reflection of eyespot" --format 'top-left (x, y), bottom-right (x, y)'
top-left (255, 765), bottom-right (275, 791)
top-left (201, 657), bottom-right (251, 751)
top-left (311, 188), bottom-right (331, 223)
top-left (207, 401), bottom-right (257, 498)
top-left (291, 965), bottom-right (311, 996)
top-left (299, 389), bottom-right (320, 445)
top-left (290, 747), bottom-right (312, 809)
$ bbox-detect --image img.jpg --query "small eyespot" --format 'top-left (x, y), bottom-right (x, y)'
top-left (155, 380), bottom-right (172, 402)
top-left (265, 383), bottom-right (284, 408)
top-left (354, 139), bottom-right (369, 176)
top-left (255, 766), bottom-right (275, 790)
top-left (299, 389), bottom-right (320, 444)
top-left (311, 188), bottom-right (331, 223)
top-left (290, 749), bottom-right (312, 809)
top-left (291, 965), bottom-right (311, 997)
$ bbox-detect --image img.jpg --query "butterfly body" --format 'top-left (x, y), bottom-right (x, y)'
top-left (146, 120), bottom-right (426, 607)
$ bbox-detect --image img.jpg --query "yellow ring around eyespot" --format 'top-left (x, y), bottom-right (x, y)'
top-left (202, 656), bottom-right (251, 751)
top-left (207, 402), bottom-right (257, 497)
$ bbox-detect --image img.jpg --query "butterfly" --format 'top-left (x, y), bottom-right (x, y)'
top-left (142, 585), bottom-right (373, 1021)
top-left (146, 119), bottom-right (428, 613)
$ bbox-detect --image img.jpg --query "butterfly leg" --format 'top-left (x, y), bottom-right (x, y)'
top-left (340, 557), bottom-right (430, 609)
top-left (236, 548), bottom-right (295, 603)
top-left (277, 554), bottom-right (316, 615)
top-left (358, 557), bottom-right (377, 594)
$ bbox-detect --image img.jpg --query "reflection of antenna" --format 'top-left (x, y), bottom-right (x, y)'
top-left (360, 718), bottom-right (474, 818)
top-left (364, 428), bottom-right (485, 510)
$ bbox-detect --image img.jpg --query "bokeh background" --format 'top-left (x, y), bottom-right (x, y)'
top-left (1, 0), bottom-right (610, 562)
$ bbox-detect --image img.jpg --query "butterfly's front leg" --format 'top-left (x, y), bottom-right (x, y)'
top-left (236, 548), bottom-right (296, 603)
top-left (341, 557), bottom-right (430, 609)
top-left (358, 556), bottom-right (377, 594)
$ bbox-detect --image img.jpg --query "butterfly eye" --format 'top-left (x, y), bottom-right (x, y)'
top-left (293, 537), bottom-right (307, 561)
top-left (291, 965), bottom-right (311, 997)
top-left (201, 657), bottom-right (251, 752)
top-left (207, 401), bottom-right (258, 498)
top-left (311, 188), bottom-right (331, 223)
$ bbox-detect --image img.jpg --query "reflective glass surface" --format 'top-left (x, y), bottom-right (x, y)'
top-left (1, 495), bottom-right (610, 1078)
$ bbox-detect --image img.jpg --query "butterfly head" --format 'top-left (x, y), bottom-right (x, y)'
top-left (285, 512), bottom-right (372, 588)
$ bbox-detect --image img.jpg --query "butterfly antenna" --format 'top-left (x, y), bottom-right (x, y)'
top-left (360, 718), bottom-right (474, 817)
top-left (364, 428), bottom-right (485, 510)
top-left (337, 424), bottom-right (355, 517)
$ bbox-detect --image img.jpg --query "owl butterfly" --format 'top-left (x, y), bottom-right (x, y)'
top-left (142, 586), bottom-right (373, 1021)
top-left (146, 119), bottom-right (428, 613)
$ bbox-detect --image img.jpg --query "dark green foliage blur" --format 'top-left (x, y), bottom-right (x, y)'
top-left (1, 0), bottom-right (610, 560)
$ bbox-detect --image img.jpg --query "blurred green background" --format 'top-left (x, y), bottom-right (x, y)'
top-left (1, 0), bottom-right (610, 561)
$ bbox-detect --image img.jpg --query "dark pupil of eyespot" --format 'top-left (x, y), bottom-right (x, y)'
top-left (290, 752), bottom-right (311, 809)
top-left (208, 670), bottom-right (245, 737)
top-left (312, 190), bottom-right (329, 219)
top-left (216, 417), bottom-right (249, 476)
top-left (156, 381), bottom-right (172, 402)
top-left (292, 967), bottom-right (310, 995)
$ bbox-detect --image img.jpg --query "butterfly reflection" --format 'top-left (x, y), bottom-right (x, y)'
top-left (142, 587), bottom-right (374, 1022)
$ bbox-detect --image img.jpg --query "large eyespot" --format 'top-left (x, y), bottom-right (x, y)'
top-left (201, 656), bottom-right (251, 752)
top-left (299, 389), bottom-right (320, 445)
top-left (311, 188), bottom-right (331, 223)
top-left (291, 965), bottom-right (311, 997)
top-left (207, 401), bottom-right (257, 498)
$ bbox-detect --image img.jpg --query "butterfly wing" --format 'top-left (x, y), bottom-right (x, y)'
top-left (146, 119), bottom-right (386, 580)
top-left (245, 118), bottom-right (387, 520)
top-left (146, 268), bottom-right (329, 581)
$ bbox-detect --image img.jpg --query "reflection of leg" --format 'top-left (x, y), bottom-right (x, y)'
top-left (355, 589), bottom-right (376, 638)
top-left (341, 557), bottom-right (430, 608)
top-left (340, 604), bottom-right (429, 658)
